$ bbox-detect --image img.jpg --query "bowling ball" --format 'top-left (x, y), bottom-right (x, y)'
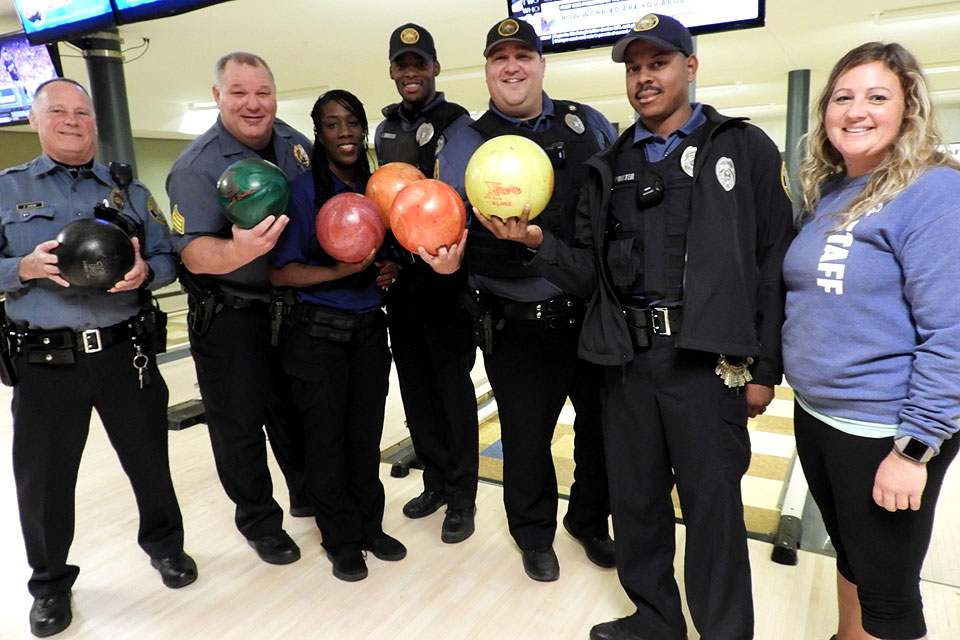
top-left (216, 158), bottom-right (291, 229)
top-left (52, 218), bottom-right (136, 289)
top-left (465, 135), bottom-right (554, 221)
top-left (315, 193), bottom-right (386, 263)
top-left (365, 162), bottom-right (426, 228)
top-left (389, 179), bottom-right (467, 255)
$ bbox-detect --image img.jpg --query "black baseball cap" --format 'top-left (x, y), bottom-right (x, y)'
top-left (389, 23), bottom-right (436, 61)
top-left (483, 18), bottom-right (542, 57)
top-left (611, 13), bottom-right (694, 62)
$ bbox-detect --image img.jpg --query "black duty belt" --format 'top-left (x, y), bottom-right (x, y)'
top-left (17, 318), bottom-right (135, 356)
top-left (500, 295), bottom-right (583, 322)
top-left (221, 292), bottom-right (267, 310)
top-left (622, 305), bottom-right (683, 348)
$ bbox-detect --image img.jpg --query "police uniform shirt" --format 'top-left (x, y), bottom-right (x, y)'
top-left (0, 155), bottom-right (177, 330)
top-left (633, 102), bottom-right (706, 162)
top-left (437, 91), bottom-right (617, 302)
top-left (166, 117), bottom-right (312, 300)
top-left (268, 169), bottom-right (383, 313)
top-left (374, 92), bottom-right (474, 174)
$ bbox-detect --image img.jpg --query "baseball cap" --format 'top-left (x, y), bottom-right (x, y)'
top-left (483, 18), bottom-right (542, 57)
top-left (611, 13), bottom-right (694, 62)
top-left (389, 23), bottom-right (436, 61)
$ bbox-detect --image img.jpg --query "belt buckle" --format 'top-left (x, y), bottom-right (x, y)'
top-left (81, 329), bottom-right (102, 353)
top-left (650, 307), bottom-right (672, 336)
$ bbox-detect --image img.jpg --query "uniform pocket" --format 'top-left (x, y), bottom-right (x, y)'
top-left (0, 206), bottom-right (61, 257)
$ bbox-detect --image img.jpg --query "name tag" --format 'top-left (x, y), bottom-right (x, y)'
top-left (16, 202), bottom-right (44, 210)
top-left (614, 173), bottom-right (636, 184)
top-left (381, 132), bottom-right (397, 140)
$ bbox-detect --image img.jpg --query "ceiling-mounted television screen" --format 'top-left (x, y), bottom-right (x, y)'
top-left (13, 0), bottom-right (115, 45)
top-left (0, 32), bottom-right (62, 126)
top-left (508, 0), bottom-right (765, 55)
top-left (112, 0), bottom-right (231, 25)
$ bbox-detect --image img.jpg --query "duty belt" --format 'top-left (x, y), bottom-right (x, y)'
top-left (500, 295), bottom-right (584, 325)
top-left (221, 292), bottom-right (267, 310)
top-left (16, 318), bottom-right (136, 362)
top-left (621, 305), bottom-right (683, 348)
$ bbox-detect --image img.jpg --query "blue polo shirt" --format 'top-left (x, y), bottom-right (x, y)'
top-left (633, 102), bottom-right (706, 161)
top-left (269, 169), bottom-right (383, 313)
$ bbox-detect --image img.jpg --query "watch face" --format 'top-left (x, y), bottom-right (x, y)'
top-left (898, 437), bottom-right (934, 463)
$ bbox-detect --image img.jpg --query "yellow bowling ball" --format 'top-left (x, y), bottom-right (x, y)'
top-left (465, 135), bottom-right (554, 221)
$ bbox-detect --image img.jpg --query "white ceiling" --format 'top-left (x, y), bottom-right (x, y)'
top-left (4, 0), bottom-right (960, 147)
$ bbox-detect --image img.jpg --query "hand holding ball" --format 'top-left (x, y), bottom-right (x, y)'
top-left (389, 179), bottom-right (466, 255)
top-left (52, 219), bottom-right (135, 289)
top-left (315, 193), bottom-right (386, 263)
top-left (217, 158), bottom-right (292, 229)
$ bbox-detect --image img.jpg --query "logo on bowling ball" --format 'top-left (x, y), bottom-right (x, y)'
top-left (216, 158), bottom-right (291, 229)
top-left (82, 261), bottom-right (107, 280)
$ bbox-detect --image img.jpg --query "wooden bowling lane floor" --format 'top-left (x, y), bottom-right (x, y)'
top-left (478, 385), bottom-right (797, 541)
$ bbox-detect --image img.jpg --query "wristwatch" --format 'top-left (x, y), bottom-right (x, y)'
top-left (893, 436), bottom-right (936, 464)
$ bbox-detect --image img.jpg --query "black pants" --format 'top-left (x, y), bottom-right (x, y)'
top-left (386, 268), bottom-right (478, 510)
top-left (601, 337), bottom-right (753, 640)
top-left (12, 339), bottom-right (184, 598)
top-left (281, 308), bottom-right (392, 550)
top-left (795, 402), bottom-right (960, 640)
top-left (483, 317), bottom-right (610, 549)
top-left (188, 305), bottom-right (304, 540)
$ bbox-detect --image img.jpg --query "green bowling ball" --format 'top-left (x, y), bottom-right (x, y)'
top-left (216, 158), bottom-right (291, 229)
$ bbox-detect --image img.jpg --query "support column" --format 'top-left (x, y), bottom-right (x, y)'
top-left (785, 69), bottom-right (810, 218)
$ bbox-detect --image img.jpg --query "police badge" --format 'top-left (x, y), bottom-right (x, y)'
top-left (293, 144), bottom-right (310, 169)
top-left (680, 146), bottom-right (697, 178)
top-left (715, 157), bottom-right (736, 192)
top-left (109, 188), bottom-right (125, 209)
top-left (417, 122), bottom-right (435, 146)
top-left (564, 113), bottom-right (585, 135)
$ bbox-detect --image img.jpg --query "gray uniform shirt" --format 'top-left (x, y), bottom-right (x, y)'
top-left (0, 155), bottom-right (176, 330)
top-left (166, 117), bottom-right (312, 301)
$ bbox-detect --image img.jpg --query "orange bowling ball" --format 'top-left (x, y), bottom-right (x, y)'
top-left (365, 162), bottom-right (426, 228)
top-left (389, 179), bottom-right (466, 255)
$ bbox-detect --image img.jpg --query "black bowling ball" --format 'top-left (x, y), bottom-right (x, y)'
top-left (53, 218), bottom-right (136, 289)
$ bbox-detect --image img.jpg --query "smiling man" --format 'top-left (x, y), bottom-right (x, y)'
top-left (491, 14), bottom-right (795, 640)
top-left (373, 23), bottom-right (480, 545)
top-left (166, 51), bottom-right (311, 566)
top-left (427, 17), bottom-right (617, 582)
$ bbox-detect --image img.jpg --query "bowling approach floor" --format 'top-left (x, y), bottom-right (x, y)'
top-left (1, 298), bottom-right (957, 639)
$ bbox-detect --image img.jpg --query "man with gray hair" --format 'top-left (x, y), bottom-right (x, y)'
top-left (166, 52), bottom-right (311, 565)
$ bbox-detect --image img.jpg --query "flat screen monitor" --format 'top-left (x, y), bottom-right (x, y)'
top-left (13, 0), bottom-right (116, 45)
top-left (112, 0), bottom-right (231, 25)
top-left (0, 32), bottom-right (62, 126)
top-left (508, 0), bottom-right (765, 55)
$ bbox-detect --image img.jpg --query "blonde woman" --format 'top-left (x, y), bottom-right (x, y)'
top-left (783, 42), bottom-right (960, 640)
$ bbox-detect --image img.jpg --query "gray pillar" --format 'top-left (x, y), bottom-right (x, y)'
top-left (73, 29), bottom-right (137, 175)
top-left (785, 69), bottom-right (810, 218)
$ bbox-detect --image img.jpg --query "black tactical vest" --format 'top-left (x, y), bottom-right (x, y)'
top-left (606, 126), bottom-right (709, 305)
top-left (467, 100), bottom-right (602, 279)
top-left (379, 101), bottom-right (469, 177)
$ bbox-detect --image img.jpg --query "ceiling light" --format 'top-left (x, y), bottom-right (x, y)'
top-left (696, 82), bottom-right (743, 94)
top-left (925, 63), bottom-right (960, 74)
top-left (874, 2), bottom-right (960, 24)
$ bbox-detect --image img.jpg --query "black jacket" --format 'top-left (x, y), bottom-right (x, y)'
top-left (529, 104), bottom-right (795, 386)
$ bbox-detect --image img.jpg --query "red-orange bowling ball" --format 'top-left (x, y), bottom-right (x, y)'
top-left (315, 193), bottom-right (386, 263)
top-left (365, 162), bottom-right (426, 228)
top-left (389, 179), bottom-right (466, 255)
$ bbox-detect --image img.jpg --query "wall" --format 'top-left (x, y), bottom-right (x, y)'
top-left (0, 130), bottom-right (190, 216)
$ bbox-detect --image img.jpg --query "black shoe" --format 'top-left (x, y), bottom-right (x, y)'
top-left (521, 546), bottom-right (559, 582)
top-left (362, 532), bottom-right (407, 561)
top-left (248, 530), bottom-right (301, 565)
top-left (29, 592), bottom-right (71, 638)
top-left (441, 507), bottom-right (476, 544)
top-left (327, 544), bottom-right (368, 582)
top-left (563, 514), bottom-right (616, 568)
top-left (150, 551), bottom-right (198, 589)
top-left (590, 617), bottom-right (686, 640)
top-left (402, 490), bottom-right (446, 519)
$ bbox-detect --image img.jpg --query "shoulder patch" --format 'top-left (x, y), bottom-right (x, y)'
top-left (171, 204), bottom-right (185, 235)
top-left (780, 161), bottom-right (792, 201)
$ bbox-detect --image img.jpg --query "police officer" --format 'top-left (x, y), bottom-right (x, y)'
top-left (166, 52), bottom-right (310, 565)
top-left (424, 18), bottom-right (615, 581)
top-left (374, 23), bottom-right (479, 543)
top-left (487, 15), bottom-right (795, 639)
top-left (0, 78), bottom-right (196, 638)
